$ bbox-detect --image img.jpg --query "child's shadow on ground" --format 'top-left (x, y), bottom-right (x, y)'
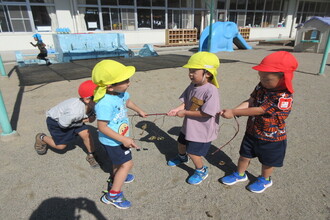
top-left (206, 146), bottom-right (257, 183)
top-left (135, 120), bottom-right (178, 161)
top-left (135, 121), bottom-right (240, 181)
top-left (135, 121), bottom-right (195, 176)
top-left (29, 197), bottom-right (107, 220)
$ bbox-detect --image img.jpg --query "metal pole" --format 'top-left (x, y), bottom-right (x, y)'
top-left (0, 90), bottom-right (15, 135)
top-left (0, 55), bottom-right (7, 77)
top-left (319, 32), bottom-right (330, 75)
top-left (207, 0), bottom-right (214, 52)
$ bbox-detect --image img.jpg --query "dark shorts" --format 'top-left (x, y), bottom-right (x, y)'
top-left (239, 133), bottom-right (287, 167)
top-left (103, 144), bottom-right (132, 165)
top-left (46, 117), bottom-right (87, 145)
top-left (178, 132), bottom-right (211, 157)
top-left (37, 52), bottom-right (47, 59)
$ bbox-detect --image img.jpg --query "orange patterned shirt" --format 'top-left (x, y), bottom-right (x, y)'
top-left (246, 83), bottom-right (293, 142)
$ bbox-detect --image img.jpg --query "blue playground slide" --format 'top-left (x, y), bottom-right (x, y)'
top-left (233, 34), bottom-right (252, 49)
top-left (199, 21), bottom-right (252, 53)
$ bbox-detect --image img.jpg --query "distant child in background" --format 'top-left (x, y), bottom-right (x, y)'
top-left (220, 51), bottom-right (298, 193)
top-left (167, 52), bottom-right (221, 185)
top-left (92, 60), bottom-right (146, 209)
top-left (30, 33), bottom-right (51, 66)
top-left (34, 80), bottom-right (100, 168)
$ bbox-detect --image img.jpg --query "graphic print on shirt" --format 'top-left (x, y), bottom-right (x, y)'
top-left (190, 96), bottom-right (204, 111)
top-left (119, 123), bottom-right (129, 136)
top-left (113, 102), bottom-right (129, 137)
top-left (278, 93), bottom-right (292, 110)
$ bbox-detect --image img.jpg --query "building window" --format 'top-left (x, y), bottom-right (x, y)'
top-left (78, 0), bottom-right (98, 4)
top-left (256, 0), bottom-right (264, 10)
top-left (102, 8), bottom-right (112, 30)
top-left (168, 9), bottom-right (193, 29)
top-left (217, 0), bottom-right (225, 9)
top-left (101, 0), bottom-right (117, 5)
top-left (30, 0), bottom-right (54, 3)
top-left (229, 0), bottom-right (236, 10)
top-left (84, 8), bottom-right (100, 30)
top-left (237, 0), bottom-right (246, 10)
top-left (121, 8), bottom-right (135, 30)
top-left (296, 1), bottom-right (330, 24)
top-left (228, 0), bottom-right (289, 28)
top-left (118, 0), bottom-right (134, 6)
top-left (138, 9), bottom-right (151, 28)
top-left (3, 0), bottom-right (26, 2)
top-left (0, 1), bottom-right (57, 33)
top-left (152, 0), bottom-right (165, 7)
top-left (31, 6), bottom-right (54, 31)
top-left (137, 0), bottom-right (151, 7)
top-left (6, 5), bottom-right (31, 32)
top-left (168, 0), bottom-right (180, 8)
top-left (152, 9), bottom-right (165, 29)
top-left (0, 6), bottom-right (9, 32)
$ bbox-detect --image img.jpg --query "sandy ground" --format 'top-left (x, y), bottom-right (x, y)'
top-left (0, 44), bottom-right (329, 220)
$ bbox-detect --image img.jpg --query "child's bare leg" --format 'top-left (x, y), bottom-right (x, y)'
top-left (78, 129), bottom-right (99, 168)
top-left (78, 129), bottom-right (95, 153)
top-left (42, 136), bottom-right (67, 150)
top-left (188, 154), bottom-right (203, 169)
top-left (237, 156), bottom-right (251, 174)
top-left (111, 160), bottom-right (133, 192)
top-left (261, 165), bottom-right (274, 178)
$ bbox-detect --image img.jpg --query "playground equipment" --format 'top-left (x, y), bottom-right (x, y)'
top-left (199, 21), bottom-right (252, 53)
top-left (15, 33), bottom-right (158, 66)
top-left (53, 33), bottom-right (157, 62)
top-left (294, 16), bottom-right (330, 54)
top-left (15, 50), bottom-right (59, 67)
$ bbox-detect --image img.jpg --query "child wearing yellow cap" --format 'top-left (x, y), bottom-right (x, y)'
top-left (167, 52), bottom-right (221, 185)
top-left (92, 60), bottom-right (146, 209)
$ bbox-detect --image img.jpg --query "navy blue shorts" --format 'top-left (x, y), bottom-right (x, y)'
top-left (239, 133), bottom-right (287, 167)
top-left (178, 132), bottom-right (211, 157)
top-left (46, 117), bottom-right (87, 145)
top-left (103, 144), bottom-right (132, 165)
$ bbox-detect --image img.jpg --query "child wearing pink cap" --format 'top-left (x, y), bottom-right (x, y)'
top-left (220, 51), bottom-right (298, 193)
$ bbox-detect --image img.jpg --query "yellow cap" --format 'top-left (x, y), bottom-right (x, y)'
top-left (182, 52), bottom-right (220, 88)
top-left (92, 60), bottom-right (136, 102)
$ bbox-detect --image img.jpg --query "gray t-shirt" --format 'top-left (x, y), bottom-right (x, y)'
top-left (180, 83), bottom-right (220, 143)
top-left (46, 98), bottom-right (87, 128)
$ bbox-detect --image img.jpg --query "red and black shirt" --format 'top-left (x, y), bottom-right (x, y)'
top-left (246, 83), bottom-right (293, 142)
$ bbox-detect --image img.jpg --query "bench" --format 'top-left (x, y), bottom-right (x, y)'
top-left (15, 50), bottom-right (59, 67)
top-left (53, 33), bottom-right (158, 62)
top-left (53, 33), bottom-right (133, 62)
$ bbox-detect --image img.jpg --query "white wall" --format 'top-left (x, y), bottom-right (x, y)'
top-left (249, 27), bottom-right (295, 40)
top-left (55, 0), bottom-right (75, 32)
top-left (120, 30), bottom-right (165, 45)
top-left (0, 33), bottom-right (55, 51)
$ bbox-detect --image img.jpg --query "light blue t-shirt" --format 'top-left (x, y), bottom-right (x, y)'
top-left (95, 93), bottom-right (130, 146)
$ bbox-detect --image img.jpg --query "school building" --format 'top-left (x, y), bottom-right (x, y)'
top-left (0, 0), bottom-right (329, 51)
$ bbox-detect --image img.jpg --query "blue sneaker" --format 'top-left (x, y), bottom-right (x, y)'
top-left (101, 192), bottom-right (131, 209)
top-left (107, 174), bottom-right (135, 189)
top-left (188, 166), bottom-right (209, 185)
top-left (247, 176), bottom-right (273, 193)
top-left (221, 172), bottom-right (248, 185)
top-left (124, 174), bottom-right (135, 183)
top-left (167, 154), bottom-right (189, 167)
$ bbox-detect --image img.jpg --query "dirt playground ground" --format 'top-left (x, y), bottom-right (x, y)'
top-left (0, 44), bottom-right (329, 220)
